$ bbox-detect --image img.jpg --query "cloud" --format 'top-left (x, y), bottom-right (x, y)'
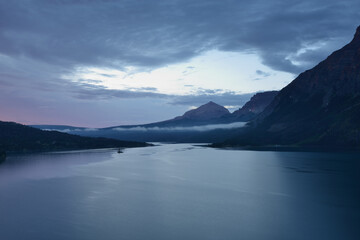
top-left (43, 128), bottom-right (97, 133)
top-left (224, 105), bottom-right (241, 111)
top-left (99, 73), bottom-right (117, 78)
top-left (114, 122), bottom-right (247, 132)
top-left (0, 1), bottom-right (359, 74)
top-left (256, 70), bottom-right (271, 77)
top-left (71, 85), bottom-right (168, 100)
top-left (68, 81), bottom-right (253, 108)
top-left (170, 91), bottom-right (253, 107)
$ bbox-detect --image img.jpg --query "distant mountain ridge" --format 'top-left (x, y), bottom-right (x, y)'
top-left (33, 92), bottom-right (277, 132)
top-left (32, 91), bottom-right (277, 143)
top-left (137, 93), bottom-right (277, 128)
top-left (216, 25), bottom-right (360, 149)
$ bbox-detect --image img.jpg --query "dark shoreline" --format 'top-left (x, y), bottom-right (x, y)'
top-left (3, 144), bottom-right (153, 155)
top-left (0, 144), bottom-right (154, 164)
top-left (208, 144), bottom-right (360, 153)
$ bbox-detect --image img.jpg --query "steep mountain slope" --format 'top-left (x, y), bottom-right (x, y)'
top-left (0, 121), bottom-right (149, 152)
top-left (218, 26), bottom-right (360, 148)
top-left (232, 91), bottom-right (278, 121)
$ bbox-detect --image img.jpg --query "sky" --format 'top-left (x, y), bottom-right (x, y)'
top-left (0, 0), bottom-right (359, 127)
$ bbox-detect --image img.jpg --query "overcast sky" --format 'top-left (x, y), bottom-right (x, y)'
top-left (0, 0), bottom-right (359, 127)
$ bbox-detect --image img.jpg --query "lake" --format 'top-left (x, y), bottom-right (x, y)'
top-left (0, 144), bottom-right (359, 240)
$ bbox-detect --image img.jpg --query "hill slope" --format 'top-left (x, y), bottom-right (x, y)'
top-left (0, 121), bottom-right (149, 152)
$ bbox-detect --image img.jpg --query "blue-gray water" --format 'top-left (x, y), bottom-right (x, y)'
top-left (0, 144), bottom-right (359, 240)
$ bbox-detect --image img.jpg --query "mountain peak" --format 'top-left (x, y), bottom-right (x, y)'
top-left (197, 101), bottom-right (227, 110)
top-left (202, 101), bottom-right (221, 108)
top-left (180, 101), bottom-right (230, 120)
top-left (205, 101), bottom-right (216, 105)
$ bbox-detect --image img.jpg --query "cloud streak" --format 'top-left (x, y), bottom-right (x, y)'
top-left (113, 122), bottom-right (247, 132)
top-left (43, 128), bottom-right (98, 133)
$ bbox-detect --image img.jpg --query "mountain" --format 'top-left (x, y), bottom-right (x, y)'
top-left (140, 101), bottom-right (231, 127)
top-left (32, 101), bottom-right (240, 143)
top-left (216, 25), bottom-right (360, 149)
top-left (32, 101), bottom-right (235, 133)
top-left (232, 91), bottom-right (278, 121)
top-left (32, 94), bottom-right (277, 143)
top-left (126, 95), bottom-right (276, 129)
top-left (0, 121), bottom-right (150, 153)
top-left (178, 101), bottom-right (230, 121)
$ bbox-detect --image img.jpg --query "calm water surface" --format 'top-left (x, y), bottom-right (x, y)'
top-left (0, 144), bottom-right (359, 240)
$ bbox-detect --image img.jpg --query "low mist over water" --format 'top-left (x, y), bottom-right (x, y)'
top-left (113, 122), bottom-right (247, 132)
top-left (0, 144), bottom-right (359, 240)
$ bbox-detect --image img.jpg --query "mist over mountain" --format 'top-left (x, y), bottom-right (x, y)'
top-left (32, 92), bottom-right (276, 143)
top-left (112, 92), bottom-right (277, 129)
top-left (216, 26), bottom-right (360, 149)
top-left (32, 102), bottom-right (241, 143)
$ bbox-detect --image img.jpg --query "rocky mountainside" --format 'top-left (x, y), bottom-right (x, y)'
top-left (218, 26), bottom-right (360, 149)
top-left (232, 91), bottom-right (278, 121)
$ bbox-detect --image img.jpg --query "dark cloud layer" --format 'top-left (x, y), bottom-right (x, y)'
top-left (69, 81), bottom-right (253, 108)
top-left (0, 0), bottom-right (359, 73)
top-left (171, 91), bottom-right (253, 107)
